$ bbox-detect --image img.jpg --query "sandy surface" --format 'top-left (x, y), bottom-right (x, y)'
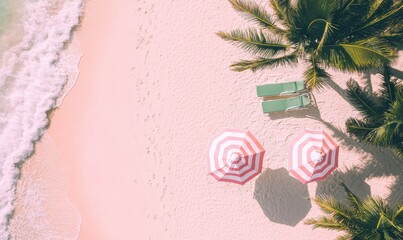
top-left (15, 0), bottom-right (403, 239)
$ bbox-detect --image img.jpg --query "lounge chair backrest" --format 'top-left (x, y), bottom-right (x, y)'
top-left (262, 94), bottom-right (311, 113)
top-left (256, 80), bottom-right (305, 97)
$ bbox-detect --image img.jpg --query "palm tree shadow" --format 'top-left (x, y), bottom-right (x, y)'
top-left (360, 149), bottom-right (403, 206)
top-left (325, 78), bottom-right (350, 103)
top-left (390, 68), bottom-right (403, 81)
top-left (364, 67), bottom-right (403, 83)
top-left (319, 120), bottom-right (403, 206)
top-left (362, 70), bottom-right (374, 93)
top-left (254, 168), bottom-right (311, 226)
top-left (316, 168), bottom-right (371, 203)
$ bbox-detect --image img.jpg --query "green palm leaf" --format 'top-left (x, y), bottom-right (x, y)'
top-left (369, 96), bottom-right (403, 149)
top-left (305, 216), bottom-right (346, 230)
top-left (346, 73), bottom-right (403, 156)
top-left (346, 79), bottom-right (384, 122)
top-left (346, 118), bottom-right (377, 141)
top-left (352, 3), bottom-right (403, 35)
top-left (367, 0), bottom-right (394, 20)
top-left (228, 0), bottom-right (285, 33)
top-left (335, 236), bottom-right (350, 240)
top-left (313, 196), bottom-right (351, 221)
top-left (382, 22), bottom-right (403, 44)
top-left (230, 53), bottom-right (297, 72)
top-left (336, 0), bottom-right (361, 17)
top-left (269, 0), bottom-right (290, 23)
top-left (339, 40), bottom-right (396, 69)
top-left (216, 29), bottom-right (288, 57)
top-left (379, 65), bottom-right (397, 105)
top-left (393, 206), bottom-right (403, 222)
top-left (303, 58), bottom-right (330, 90)
top-left (368, 121), bottom-right (402, 147)
top-left (320, 45), bottom-right (361, 71)
top-left (316, 20), bottom-right (334, 53)
top-left (307, 183), bottom-right (403, 239)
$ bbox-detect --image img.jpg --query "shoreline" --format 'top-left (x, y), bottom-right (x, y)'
top-left (39, 0), bottom-right (152, 238)
top-left (0, 1), bottom-right (84, 238)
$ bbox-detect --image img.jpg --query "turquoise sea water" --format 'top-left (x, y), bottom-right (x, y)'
top-left (0, 0), bottom-right (10, 32)
top-left (0, 0), bottom-right (24, 57)
top-left (0, 1), bottom-right (83, 239)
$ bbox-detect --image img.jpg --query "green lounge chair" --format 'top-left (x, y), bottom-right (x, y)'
top-left (256, 81), bottom-right (305, 97)
top-left (262, 94), bottom-right (311, 113)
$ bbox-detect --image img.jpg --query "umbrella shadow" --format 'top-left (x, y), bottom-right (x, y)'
top-left (254, 168), bottom-right (311, 226)
top-left (315, 168), bottom-right (371, 203)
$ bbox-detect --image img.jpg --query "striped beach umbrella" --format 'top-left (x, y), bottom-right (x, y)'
top-left (206, 129), bottom-right (265, 185)
top-left (289, 129), bottom-right (339, 184)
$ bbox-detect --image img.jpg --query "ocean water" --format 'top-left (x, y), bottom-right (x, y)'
top-left (0, 0), bottom-right (84, 239)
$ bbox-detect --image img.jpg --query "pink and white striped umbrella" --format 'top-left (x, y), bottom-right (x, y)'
top-left (206, 129), bottom-right (265, 185)
top-left (289, 129), bottom-right (339, 184)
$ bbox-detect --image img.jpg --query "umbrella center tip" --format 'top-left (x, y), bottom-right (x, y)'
top-left (311, 151), bottom-right (323, 163)
top-left (230, 153), bottom-right (240, 162)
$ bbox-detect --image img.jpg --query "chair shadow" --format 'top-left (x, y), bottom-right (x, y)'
top-left (267, 105), bottom-right (322, 120)
top-left (315, 168), bottom-right (371, 203)
top-left (254, 168), bottom-right (311, 226)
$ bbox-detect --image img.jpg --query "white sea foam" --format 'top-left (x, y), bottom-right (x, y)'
top-left (0, 0), bottom-right (84, 239)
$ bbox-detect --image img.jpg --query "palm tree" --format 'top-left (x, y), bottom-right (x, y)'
top-left (345, 66), bottom-right (403, 158)
top-left (305, 183), bottom-right (403, 240)
top-left (217, 0), bottom-right (403, 90)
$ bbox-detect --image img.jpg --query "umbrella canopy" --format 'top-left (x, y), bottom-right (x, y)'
top-left (289, 129), bottom-right (339, 184)
top-left (206, 129), bottom-right (265, 185)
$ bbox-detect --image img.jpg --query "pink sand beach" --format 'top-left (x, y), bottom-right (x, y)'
top-left (10, 0), bottom-right (403, 239)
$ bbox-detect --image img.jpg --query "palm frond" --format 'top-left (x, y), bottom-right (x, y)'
top-left (303, 58), bottom-right (330, 90)
top-left (352, 3), bottom-right (403, 36)
top-left (313, 20), bottom-right (335, 54)
top-left (346, 79), bottom-right (384, 122)
top-left (321, 37), bottom-right (396, 72)
top-left (386, 89), bottom-right (403, 123)
top-left (287, 0), bottom-right (338, 44)
top-left (320, 45), bottom-right (362, 72)
top-left (379, 65), bottom-right (397, 105)
top-left (269, 0), bottom-right (290, 23)
top-left (392, 206), bottom-right (403, 222)
top-left (228, 0), bottom-right (285, 33)
top-left (335, 0), bottom-right (361, 18)
top-left (230, 53), bottom-right (297, 72)
top-left (314, 196), bottom-right (352, 221)
top-left (335, 235), bottom-right (351, 240)
top-left (367, 0), bottom-right (394, 20)
top-left (346, 118), bottom-right (377, 141)
top-left (216, 29), bottom-right (288, 57)
top-left (305, 216), bottom-right (346, 230)
top-left (366, 123), bottom-right (402, 149)
top-left (307, 184), bottom-right (403, 238)
top-left (339, 39), bottom-right (396, 69)
top-left (370, 98), bottom-right (403, 147)
top-left (382, 22), bottom-right (403, 44)
top-left (375, 213), bottom-right (403, 233)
